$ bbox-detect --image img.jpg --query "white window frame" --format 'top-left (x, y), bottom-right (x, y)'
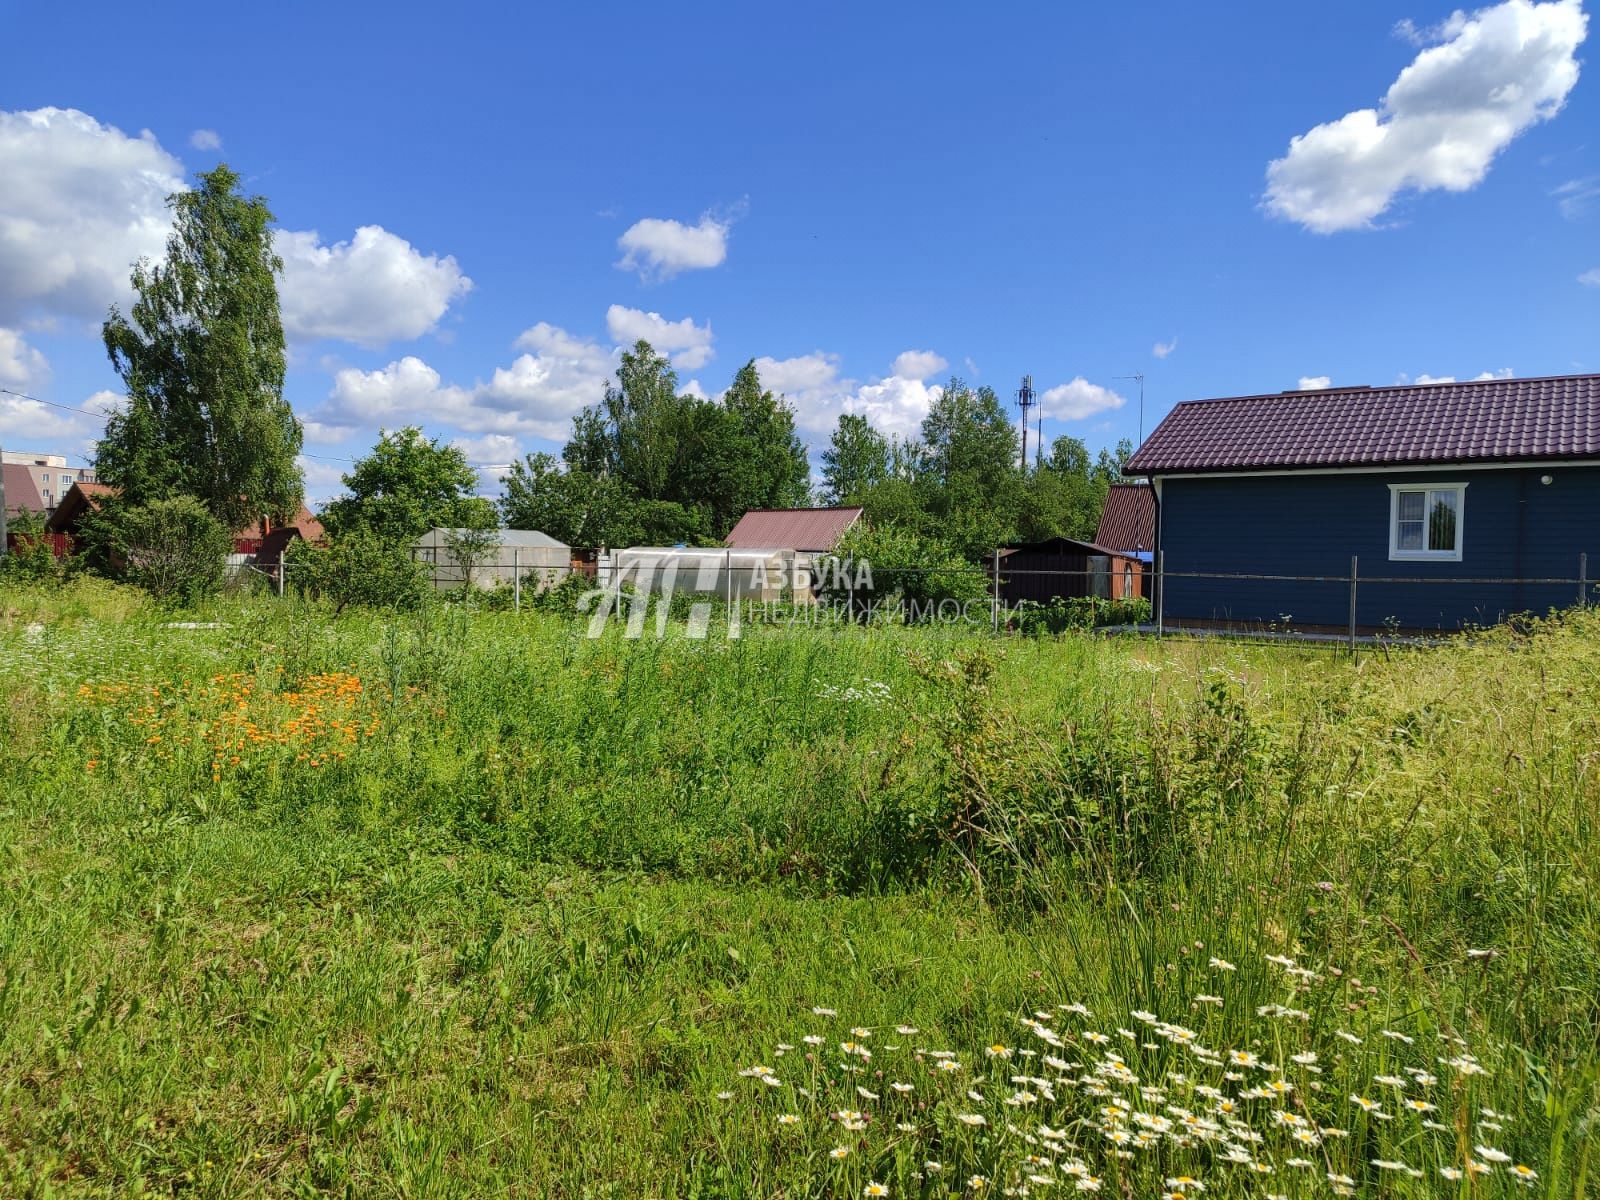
top-left (1388, 482), bottom-right (1466, 562)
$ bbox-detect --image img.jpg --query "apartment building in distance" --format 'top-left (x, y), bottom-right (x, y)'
top-left (0, 451), bottom-right (97, 512)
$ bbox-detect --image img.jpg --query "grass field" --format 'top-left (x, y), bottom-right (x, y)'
top-left (0, 580), bottom-right (1595, 1198)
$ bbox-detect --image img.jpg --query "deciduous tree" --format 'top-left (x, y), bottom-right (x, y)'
top-left (821, 414), bottom-right (890, 505)
top-left (99, 165), bottom-right (302, 532)
top-left (321, 427), bottom-right (493, 545)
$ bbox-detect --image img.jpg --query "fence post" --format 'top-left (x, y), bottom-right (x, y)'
top-left (1581, 551), bottom-right (1588, 608)
top-left (277, 553), bottom-right (286, 599)
top-left (991, 548), bottom-right (1000, 633)
top-left (1348, 555), bottom-right (1358, 654)
top-left (1155, 550), bottom-right (1165, 637)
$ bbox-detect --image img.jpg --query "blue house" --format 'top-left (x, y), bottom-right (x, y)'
top-left (1124, 374), bottom-right (1600, 632)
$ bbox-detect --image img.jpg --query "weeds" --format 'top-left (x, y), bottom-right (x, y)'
top-left (0, 579), bottom-right (1595, 1195)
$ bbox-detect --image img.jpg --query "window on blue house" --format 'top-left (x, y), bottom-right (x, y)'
top-left (1389, 484), bottom-right (1465, 561)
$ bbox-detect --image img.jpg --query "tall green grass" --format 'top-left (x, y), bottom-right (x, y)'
top-left (0, 579), bottom-right (1594, 1196)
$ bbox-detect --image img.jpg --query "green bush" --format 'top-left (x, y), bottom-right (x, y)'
top-left (522, 569), bottom-right (600, 616)
top-left (1010, 593), bottom-right (1151, 634)
top-left (114, 496), bottom-right (231, 604)
top-left (285, 529), bottom-right (432, 613)
top-left (815, 524), bottom-right (989, 622)
top-left (0, 509), bottom-right (63, 584)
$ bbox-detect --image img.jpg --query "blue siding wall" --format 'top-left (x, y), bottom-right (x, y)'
top-left (1158, 467), bottom-right (1600, 629)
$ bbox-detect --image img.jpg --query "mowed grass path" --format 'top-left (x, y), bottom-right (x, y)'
top-left (0, 581), bottom-right (1595, 1197)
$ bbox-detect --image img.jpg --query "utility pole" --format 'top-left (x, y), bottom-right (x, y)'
top-left (1115, 373), bottom-right (1146, 444)
top-left (0, 438), bottom-right (8, 560)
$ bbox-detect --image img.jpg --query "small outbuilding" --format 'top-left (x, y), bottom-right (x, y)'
top-left (44, 480), bottom-right (119, 542)
top-left (997, 536), bottom-right (1145, 606)
top-left (414, 527), bottom-right (571, 591)
top-left (1093, 482), bottom-right (1155, 599)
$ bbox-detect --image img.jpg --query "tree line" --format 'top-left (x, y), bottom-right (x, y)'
top-left (25, 165), bottom-right (1131, 604)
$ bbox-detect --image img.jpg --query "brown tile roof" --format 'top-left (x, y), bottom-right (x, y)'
top-left (43, 480), bottom-right (121, 533)
top-left (254, 505), bottom-right (325, 542)
top-left (2, 464), bottom-right (45, 517)
top-left (1125, 373), bottom-right (1600, 475)
top-left (291, 506), bottom-right (325, 542)
top-left (1094, 483), bottom-right (1155, 553)
top-left (725, 506), bottom-right (863, 551)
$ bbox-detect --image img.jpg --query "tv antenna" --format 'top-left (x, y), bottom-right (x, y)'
top-left (1016, 374), bottom-right (1036, 469)
top-left (1114, 373), bottom-right (1146, 443)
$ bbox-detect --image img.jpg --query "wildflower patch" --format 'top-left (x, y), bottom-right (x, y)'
top-left (79, 670), bottom-right (402, 780)
top-left (721, 954), bottom-right (1540, 1197)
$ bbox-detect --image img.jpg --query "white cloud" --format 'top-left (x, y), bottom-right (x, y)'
top-left (1394, 12), bottom-right (1473, 46)
top-left (189, 128), bottom-right (222, 151)
top-left (890, 349), bottom-right (948, 380)
top-left (1404, 367), bottom-right (1513, 384)
top-left (452, 433), bottom-right (521, 483)
top-left (277, 226), bottom-right (472, 348)
top-left (754, 351), bottom-right (942, 440)
top-left (324, 355), bottom-right (470, 424)
top-left (604, 304), bottom-right (715, 369)
top-left (317, 323), bottom-right (614, 444)
top-left (844, 375), bottom-right (943, 441)
top-left (1552, 175), bottom-right (1600, 217)
top-left (1580, 267), bottom-right (1600, 286)
top-left (1152, 338), bottom-right (1178, 359)
top-left (0, 328), bottom-right (49, 389)
top-left (0, 393), bottom-right (76, 442)
top-left (0, 107), bottom-right (472, 351)
top-left (483, 323), bottom-right (616, 438)
top-left (755, 351), bottom-right (846, 400)
top-left (0, 107), bottom-right (185, 324)
top-left (474, 354), bottom-right (600, 440)
top-left (297, 455), bottom-right (348, 505)
top-left (301, 418), bottom-right (355, 444)
top-left (1297, 375), bottom-right (1333, 390)
top-left (616, 211), bottom-right (732, 280)
top-left (0, 386), bottom-right (116, 445)
top-left (1265, 0), bottom-right (1588, 232)
top-left (1040, 377), bottom-right (1127, 420)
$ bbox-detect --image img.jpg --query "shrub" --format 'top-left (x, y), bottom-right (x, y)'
top-left (286, 529), bottom-right (432, 613)
top-left (523, 569), bottom-right (598, 616)
top-left (815, 524), bottom-right (989, 622)
top-left (114, 496), bottom-right (231, 604)
top-left (441, 525), bottom-right (503, 594)
top-left (0, 509), bottom-right (63, 583)
top-left (1011, 593), bottom-right (1151, 635)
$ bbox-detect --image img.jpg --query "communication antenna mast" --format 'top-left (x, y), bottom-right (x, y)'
top-left (1037, 387), bottom-right (1045, 468)
top-left (1114, 373), bottom-right (1146, 444)
top-left (1015, 374), bottom-right (1036, 469)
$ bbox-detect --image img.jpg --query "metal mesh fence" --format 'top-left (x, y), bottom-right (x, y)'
top-left (245, 546), bottom-right (1594, 650)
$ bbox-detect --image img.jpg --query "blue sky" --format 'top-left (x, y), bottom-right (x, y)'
top-left (2, 0), bottom-right (1597, 499)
